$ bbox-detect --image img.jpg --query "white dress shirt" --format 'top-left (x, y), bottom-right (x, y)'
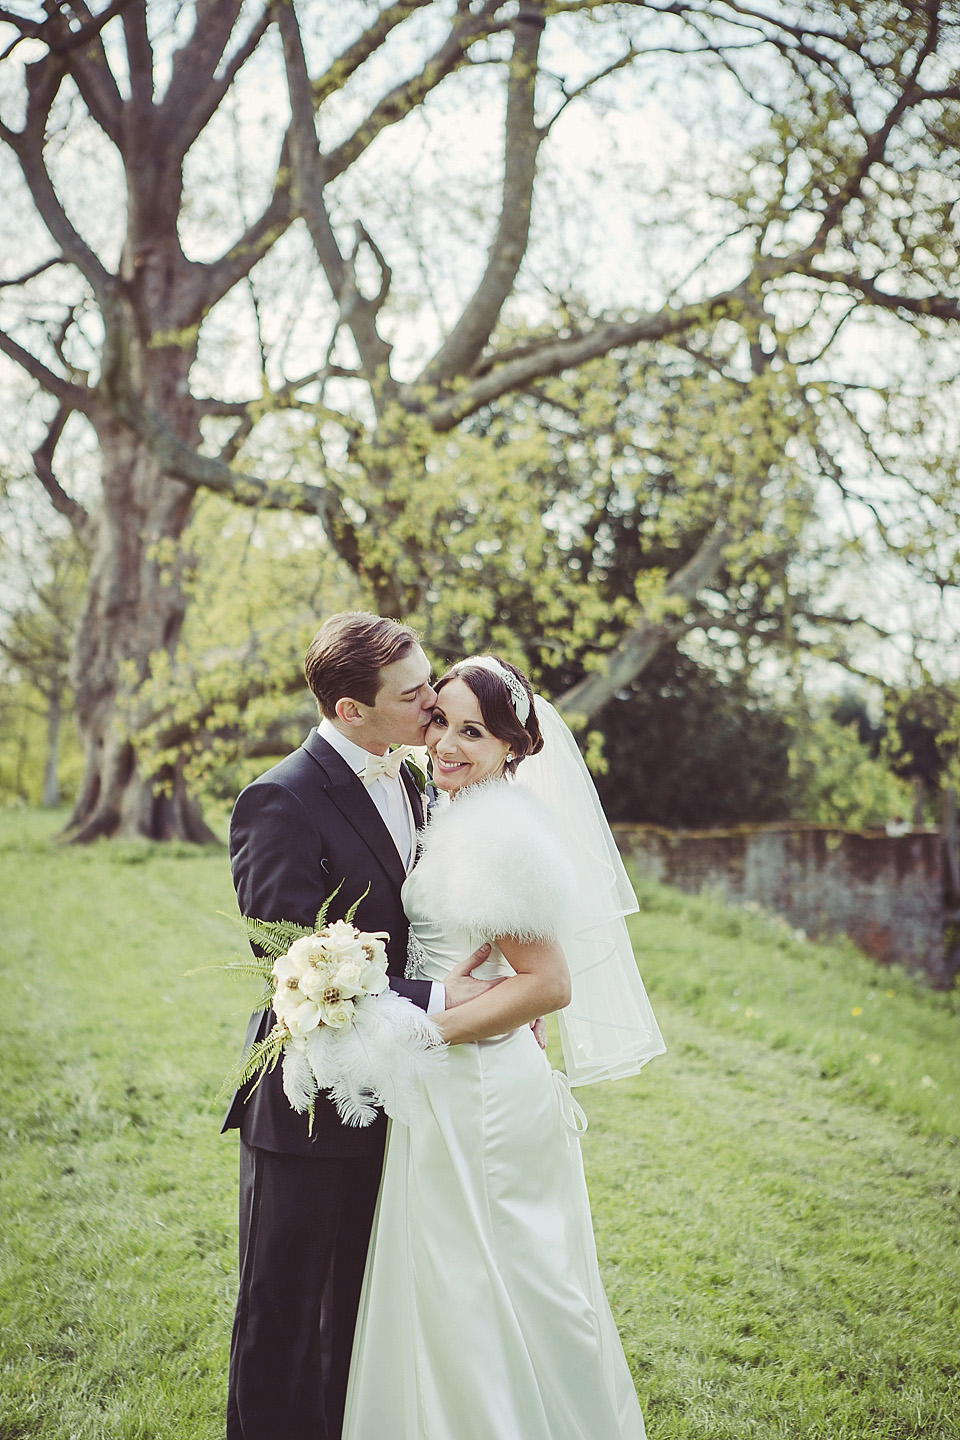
top-left (317, 719), bottom-right (443, 1015)
top-left (318, 718), bottom-right (416, 869)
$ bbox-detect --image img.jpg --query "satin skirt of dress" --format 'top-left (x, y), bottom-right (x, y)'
top-left (342, 1025), bottom-right (646, 1440)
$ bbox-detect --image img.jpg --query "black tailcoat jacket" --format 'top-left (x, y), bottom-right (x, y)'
top-left (223, 728), bottom-right (432, 1158)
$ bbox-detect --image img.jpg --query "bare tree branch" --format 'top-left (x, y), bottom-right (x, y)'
top-left (277, 0), bottom-right (396, 394)
top-left (420, 4), bottom-right (545, 387)
top-left (354, 222), bottom-right (393, 312)
top-left (39, 0), bottom-right (133, 56)
top-left (109, 389), bottom-right (363, 572)
top-left (421, 283), bottom-right (760, 429)
top-left (196, 0), bottom-right (493, 317)
top-left (806, 269), bottom-right (960, 323)
top-left (193, 363), bottom-right (364, 417)
top-left (120, 0), bottom-right (154, 116)
top-left (157, 0), bottom-right (240, 135)
top-left (556, 521), bottom-right (732, 719)
top-left (191, 144), bottom-right (295, 317)
top-left (2, 51), bottom-right (115, 305)
top-left (31, 403), bottom-right (90, 535)
top-left (39, 0), bottom-right (127, 140)
top-left (321, 0), bottom-right (504, 182)
top-left (0, 8), bottom-right (43, 64)
top-left (0, 256), bottom-right (65, 288)
top-left (0, 329), bottom-right (94, 411)
top-left (803, 10), bottom-right (946, 250)
top-left (160, 1), bottom-right (272, 170)
top-left (541, 42), bottom-right (638, 132)
top-left (309, 0), bottom-right (436, 109)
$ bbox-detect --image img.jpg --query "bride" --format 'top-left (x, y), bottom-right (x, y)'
top-left (342, 655), bottom-right (666, 1440)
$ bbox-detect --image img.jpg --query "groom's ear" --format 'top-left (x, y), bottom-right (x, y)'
top-left (334, 697), bottom-right (365, 726)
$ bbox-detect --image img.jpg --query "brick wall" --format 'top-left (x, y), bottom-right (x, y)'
top-left (612, 823), bottom-right (950, 986)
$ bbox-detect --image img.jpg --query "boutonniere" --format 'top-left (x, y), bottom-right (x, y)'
top-left (401, 745), bottom-right (430, 794)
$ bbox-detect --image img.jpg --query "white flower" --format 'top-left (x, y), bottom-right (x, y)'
top-left (277, 934), bottom-right (315, 972)
top-left (359, 950), bottom-right (389, 995)
top-left (318, 997), bottom-right (355, 1030)
top-left (267, 917), bottom-right (391, 1045)
top-left (298, 963), bottom-right (337, 1003)
top-left (357, 934), bottom-right (389, 992)
top-left (273, 962), bottom-right (308, 1013)
top-left (277, 995), bottom-right (323, 1037)
top-left (318, 919), bottom-right (368, 966)
top-left (360, 963), bottom-right (388, 996)
top-left (327, 957), bottom-right (367, 999)
top-left (270, 933), bottom-right (315, 990)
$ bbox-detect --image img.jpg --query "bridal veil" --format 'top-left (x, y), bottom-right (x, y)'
top-left (516, 697), bottom-right (666, 1086)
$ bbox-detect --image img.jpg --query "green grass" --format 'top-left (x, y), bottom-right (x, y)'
top-left (1, 808), bottom-right (958, 1438)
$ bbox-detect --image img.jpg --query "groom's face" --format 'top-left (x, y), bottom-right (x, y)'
top-left (350, 645), bottom-right (436, 753)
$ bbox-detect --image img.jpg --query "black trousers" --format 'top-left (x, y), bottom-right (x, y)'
top-left (226, 1139), bottom-right (383, 1440)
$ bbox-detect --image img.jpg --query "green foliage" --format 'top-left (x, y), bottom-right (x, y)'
top-left (223, 1026), bottom-right (285, 1101)
top-left (236, 914), bottom-right (313, 962)
top-left (0, 526), bottom-right (87, 806)
top-left (591, 648), bottom-right (794, 826)
top-left (123, 495), bottom-right (360, 794)
top-left (129, 350), bottom-right (816, 791)
top-left (0, 675), bottom-right (83, 806)
top-left (408, 346), bottom-right (815, 690)
top-left (887, 680), bottom-right (960, 793)
top-left (788, 712), bottom-right (914, 829)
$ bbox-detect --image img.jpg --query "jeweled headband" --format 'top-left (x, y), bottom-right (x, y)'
top-left (459, 655), bottom-right (532, 725)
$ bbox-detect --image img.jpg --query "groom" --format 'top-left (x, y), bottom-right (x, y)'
top-left (224, 612), bottom-right (495, 1440)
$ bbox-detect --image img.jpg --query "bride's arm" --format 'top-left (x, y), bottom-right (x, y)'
top-left (431, 936), bottom-right (571, 1044)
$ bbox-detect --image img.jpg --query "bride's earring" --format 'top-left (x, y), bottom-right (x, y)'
top-left (505, 751), bottom-right (514, 764)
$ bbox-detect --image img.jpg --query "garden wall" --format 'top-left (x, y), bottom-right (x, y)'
top-left (612, 823), bottom-right (950, 986)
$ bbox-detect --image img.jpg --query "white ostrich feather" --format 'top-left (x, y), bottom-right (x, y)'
top-left (281, 1039), bottom-right (317, 1115)
top-left (283, 988), bottom-right (445, 1127)
top-left (416, 782), bottom-right (576, 945)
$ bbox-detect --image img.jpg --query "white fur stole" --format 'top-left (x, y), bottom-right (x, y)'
top-left (416, 782), bottom-right (575, 945)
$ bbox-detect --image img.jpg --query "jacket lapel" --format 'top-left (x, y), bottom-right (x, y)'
top-left (400, 764), bottom-right (425, 833)
top-left (301, 729), bottom-right (407, 892)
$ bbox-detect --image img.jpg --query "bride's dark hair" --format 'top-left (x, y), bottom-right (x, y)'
top-left (434, 656), bottom-right (543, 776)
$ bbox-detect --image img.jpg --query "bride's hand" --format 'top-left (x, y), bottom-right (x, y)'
top-left (442, 943), bottom-right (503, 1009)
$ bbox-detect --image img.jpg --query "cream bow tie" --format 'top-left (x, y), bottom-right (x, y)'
top-left (362, 746), bottom-right (413, 786)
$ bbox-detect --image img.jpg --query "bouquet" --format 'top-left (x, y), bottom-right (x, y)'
top-left (214, 887), bottom-right (444, 1129)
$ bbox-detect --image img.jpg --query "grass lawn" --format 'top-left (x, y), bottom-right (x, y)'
top-left (1, 807), bottom-right (957, 1439)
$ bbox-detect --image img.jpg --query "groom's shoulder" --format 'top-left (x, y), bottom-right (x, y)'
top-left (239, 729), bottom-right (332, 801)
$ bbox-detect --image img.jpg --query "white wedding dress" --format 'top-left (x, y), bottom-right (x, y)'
top-left (342, 783), bottom-right (647, 1440)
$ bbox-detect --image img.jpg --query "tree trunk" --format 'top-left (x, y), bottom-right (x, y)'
top-left (64, 376), bottom-right (217, 844)
top-left (42, 683), bottom-right (61, 808)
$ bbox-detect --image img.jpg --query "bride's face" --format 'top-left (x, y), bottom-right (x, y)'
top-left (426, 678), bottom-right (511, 795)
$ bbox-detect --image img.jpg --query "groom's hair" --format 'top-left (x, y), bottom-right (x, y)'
top-left (304, 612), bottom-right (419, 716)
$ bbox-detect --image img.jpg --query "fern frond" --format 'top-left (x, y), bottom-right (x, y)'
top-left (241, 915), bottom-right (312, 958)
top-left (252, 982), bottom-right (274, 1013)
top-left (315, 882), bottom-right (343, 932)
top-left (185, 953), bottom-right (273, 982)
top-left (344, 883), bottom-right (371, 925)
top-left (217, 1027), bottom-right (286, 1102)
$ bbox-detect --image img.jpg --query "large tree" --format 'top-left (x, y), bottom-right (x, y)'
top-left (0, 0), bottom-right (958, 838)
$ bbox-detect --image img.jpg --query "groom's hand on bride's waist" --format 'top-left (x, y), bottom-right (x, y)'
top-left (442, 944), bottom-right (502, 1008)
